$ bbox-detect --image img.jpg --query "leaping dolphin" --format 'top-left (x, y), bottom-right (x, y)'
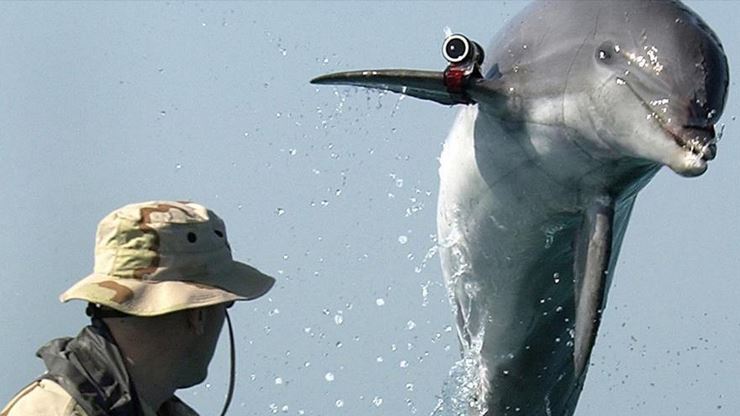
top-left (312, 1), bottom-right (729, 415)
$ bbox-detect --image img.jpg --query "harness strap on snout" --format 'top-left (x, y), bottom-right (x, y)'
top-left (219, 310), bottom-right (236, 416)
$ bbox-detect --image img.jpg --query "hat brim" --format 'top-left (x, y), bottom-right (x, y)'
top-left (60, 261), bottom-right (275, 317)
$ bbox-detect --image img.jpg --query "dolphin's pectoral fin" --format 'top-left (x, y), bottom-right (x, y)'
top-left (311, 69), bottom-right (463, 105)
top-left (573, 195), bottom-right (615, 378)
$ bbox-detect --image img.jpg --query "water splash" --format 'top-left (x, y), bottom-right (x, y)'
top-left (432, 333), bottom-right (488, 416)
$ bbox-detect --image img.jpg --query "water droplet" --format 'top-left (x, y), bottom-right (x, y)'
top-left (375, 298), bottom-right (385, 306)
top-left (398, 235), bottom-right (408, 245)
top-left (275, 208), bottom-right (285, 216)
top-left (372, 397), bottom-right (383, 407)
top-left (160, 110), bottom-right (167, 117)
top-left (395, 178), bottom-right (404, 188)
top-left (406, 320), bottom-right (416, 330)
top-left (175, 163), bottom-right (182, 170)
top-left (400, 360), bottom-right (409, 368)
top-left (335, 400), bottom-right (344, 408)
top-left (334, 314), bottom-right (344, 325)
top-left (376, 356), bottom-right (384, 363)
top-left (274, 377), bottom-right (283, 385)
top-left (325, 372), bottom-right (335, 382)
top-left (335, 341), bottom-right (343, 348)
top-left (405, 383), bottom-right (414, 391)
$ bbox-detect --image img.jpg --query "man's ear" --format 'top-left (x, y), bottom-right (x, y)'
top-left (186, 308), bottom-right (206, 336)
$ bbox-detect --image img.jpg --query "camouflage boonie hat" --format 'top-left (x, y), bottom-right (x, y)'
top-left (61, 201), bottom-right (275, 316)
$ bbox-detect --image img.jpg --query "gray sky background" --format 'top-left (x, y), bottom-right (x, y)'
top-left (0, 1), bottom-right (738, 415)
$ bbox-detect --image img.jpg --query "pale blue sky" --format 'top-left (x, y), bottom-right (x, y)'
top-left (0, 1), bottom-right (738, 415)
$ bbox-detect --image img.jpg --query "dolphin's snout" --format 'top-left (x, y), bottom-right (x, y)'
top-left (666, 124), bottom-right (718, 161)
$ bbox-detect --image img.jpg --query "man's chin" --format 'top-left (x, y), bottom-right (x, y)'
top-left (178, 370), bottom-right (208, 389)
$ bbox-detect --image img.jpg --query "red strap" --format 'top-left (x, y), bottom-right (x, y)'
top-left (443, 67), bottom-right (467, 94)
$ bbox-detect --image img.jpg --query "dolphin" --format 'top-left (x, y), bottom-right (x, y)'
top-left (311, 1), bottom-right (729, 415)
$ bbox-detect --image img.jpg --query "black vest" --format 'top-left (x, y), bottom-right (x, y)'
top-left (36, 320), bottom-right (143, 416)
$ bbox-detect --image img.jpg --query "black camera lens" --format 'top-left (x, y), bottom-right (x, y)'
top-left (443, 35), bottom-right (470, 63)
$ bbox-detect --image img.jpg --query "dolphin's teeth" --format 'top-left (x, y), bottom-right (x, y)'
top-left (668, 127), bottom-right (717, 160)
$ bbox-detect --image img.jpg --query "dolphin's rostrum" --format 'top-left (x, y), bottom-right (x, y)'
top-left (312, 1), bottom-right (728, 415)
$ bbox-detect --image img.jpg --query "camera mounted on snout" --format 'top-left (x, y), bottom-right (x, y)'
top-left (442, 34), bottom-right (485, 104)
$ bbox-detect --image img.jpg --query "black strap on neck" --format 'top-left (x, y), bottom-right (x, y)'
top-left (219, 310), bottom-right (236, 416)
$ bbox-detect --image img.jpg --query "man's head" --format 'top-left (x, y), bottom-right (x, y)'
top-left (59, 201), bottom-right (275, 395)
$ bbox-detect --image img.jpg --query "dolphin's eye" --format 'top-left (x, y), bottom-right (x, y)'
top-left (596, 41), bottom-right (617, 64)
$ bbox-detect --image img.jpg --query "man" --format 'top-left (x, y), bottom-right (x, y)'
top-left (1, 201), bottom-right (275, 416)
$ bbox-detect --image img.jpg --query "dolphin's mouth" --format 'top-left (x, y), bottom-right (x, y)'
top-left (662, 123), bottom-right (717, 161)
top-left (637, 94), bottom-right (718, 163)
top-left (620, 78), bottom-right (719, 166)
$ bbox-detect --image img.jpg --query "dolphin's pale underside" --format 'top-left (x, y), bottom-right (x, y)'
top-left (312, 1), bottom-right (729, 415)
